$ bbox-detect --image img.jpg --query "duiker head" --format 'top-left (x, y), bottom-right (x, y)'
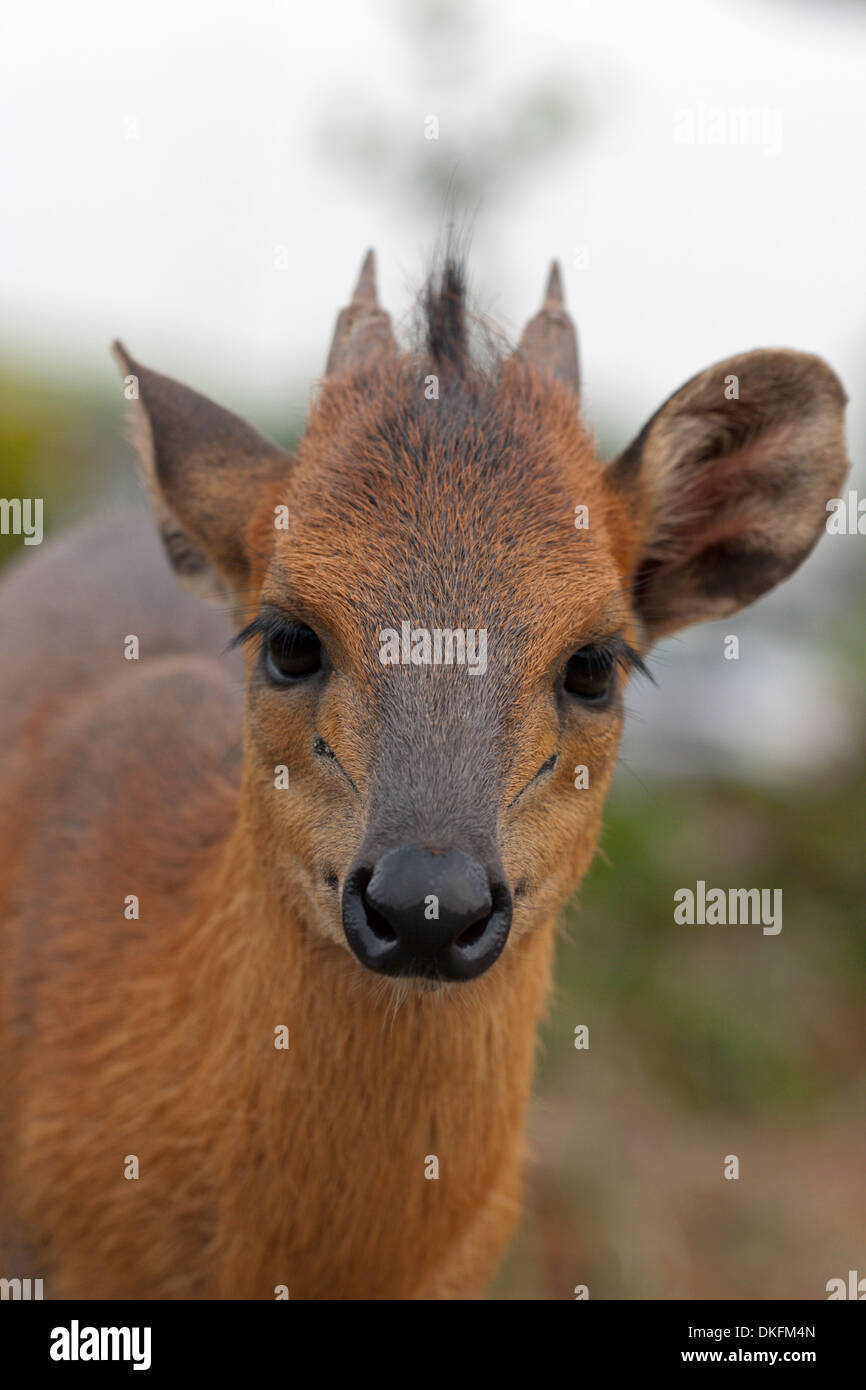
top-left (114, 251), bottom-right (847, 985)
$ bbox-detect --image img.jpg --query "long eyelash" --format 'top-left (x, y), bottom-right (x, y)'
top-left (610, 636), bottom-right (655, 685)
top-left (227, 611), bottom-right (290, 655)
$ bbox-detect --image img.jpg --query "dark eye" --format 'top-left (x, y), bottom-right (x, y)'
top-left (264, 625), bottom-right (322, 683)
top-left (563, 645), bottom-right (616, 704)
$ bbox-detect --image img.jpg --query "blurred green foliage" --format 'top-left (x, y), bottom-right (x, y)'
top-left (556, 774), bottom-right (866, 1115)
top-left (495, 765), bottom-right (866, 1298)
top-left (0, 364), bottom-right (130, 566)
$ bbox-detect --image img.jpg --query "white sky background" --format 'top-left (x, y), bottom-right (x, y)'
top-left (2, 0), bottom-right (865, 422)
top-left (1, 0), bottom-right (864, 777)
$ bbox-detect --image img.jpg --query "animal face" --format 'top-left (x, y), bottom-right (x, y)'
top-left (114, 252), bottom-right (848, 986)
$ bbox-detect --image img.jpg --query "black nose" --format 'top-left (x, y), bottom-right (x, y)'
top-left (342, 848), bottom-right (512, 982)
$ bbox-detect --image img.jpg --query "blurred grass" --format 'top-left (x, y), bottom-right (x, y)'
top-left (494, 766), bottom-right (866, 1299)
top-left (558, 774), bottom-right (866, 1113)
top-left (0, 363), bottom-right (128, 564)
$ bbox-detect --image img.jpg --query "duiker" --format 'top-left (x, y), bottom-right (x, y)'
top-left (0, 253), bottom-right (848, 1298)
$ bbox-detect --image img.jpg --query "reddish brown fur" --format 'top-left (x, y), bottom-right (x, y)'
top-left (0, 261), bottom-right (848, 1298)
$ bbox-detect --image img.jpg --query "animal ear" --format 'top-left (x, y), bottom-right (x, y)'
top-left (606, 349), bottom-right (848, 641)
top-left (112, 342), bottom-right (292, 602)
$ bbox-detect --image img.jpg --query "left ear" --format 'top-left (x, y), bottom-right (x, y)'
top-left (606, 349), bottom-right (849, 641)
top-left (112, 342), bottom-right (292, 603)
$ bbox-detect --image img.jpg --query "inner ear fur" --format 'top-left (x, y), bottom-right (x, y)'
top-left (112, 342), bottom-right (292, 602)
top-left (606, 349), bottom-right (849, 640)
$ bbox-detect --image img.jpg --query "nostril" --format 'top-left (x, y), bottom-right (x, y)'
top-left (364, 903), bottom-right (399, 944)
top-left (453, 881), bottom-right (511, 953)
top-left (357, 867), bottom-right (398, 943)
top-left (343, 851), bottom-right (512, 982)
top-left (454, 911), bottom-right (492, 951)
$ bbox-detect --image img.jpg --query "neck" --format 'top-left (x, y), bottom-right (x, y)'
top-left (181, 817), bottom-right (558, 1298)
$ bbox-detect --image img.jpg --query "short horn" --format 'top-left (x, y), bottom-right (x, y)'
top-left (518, 260), bottom-right (579, 394)
top-left (325, 249), bottom-right (396, 376)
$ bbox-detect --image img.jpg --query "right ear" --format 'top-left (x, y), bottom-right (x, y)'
top-left (605, 349), bottom-right (848, 641)
top-left (112, 342), bottom-right (292, 602)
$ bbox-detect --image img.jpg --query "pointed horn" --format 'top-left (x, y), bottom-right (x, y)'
top-left (518, 260), bottom-right (580, 395)
top-left (325, 249), bottom-right (396, 376)
top-left (352, 247), bottom-right (377, 305)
